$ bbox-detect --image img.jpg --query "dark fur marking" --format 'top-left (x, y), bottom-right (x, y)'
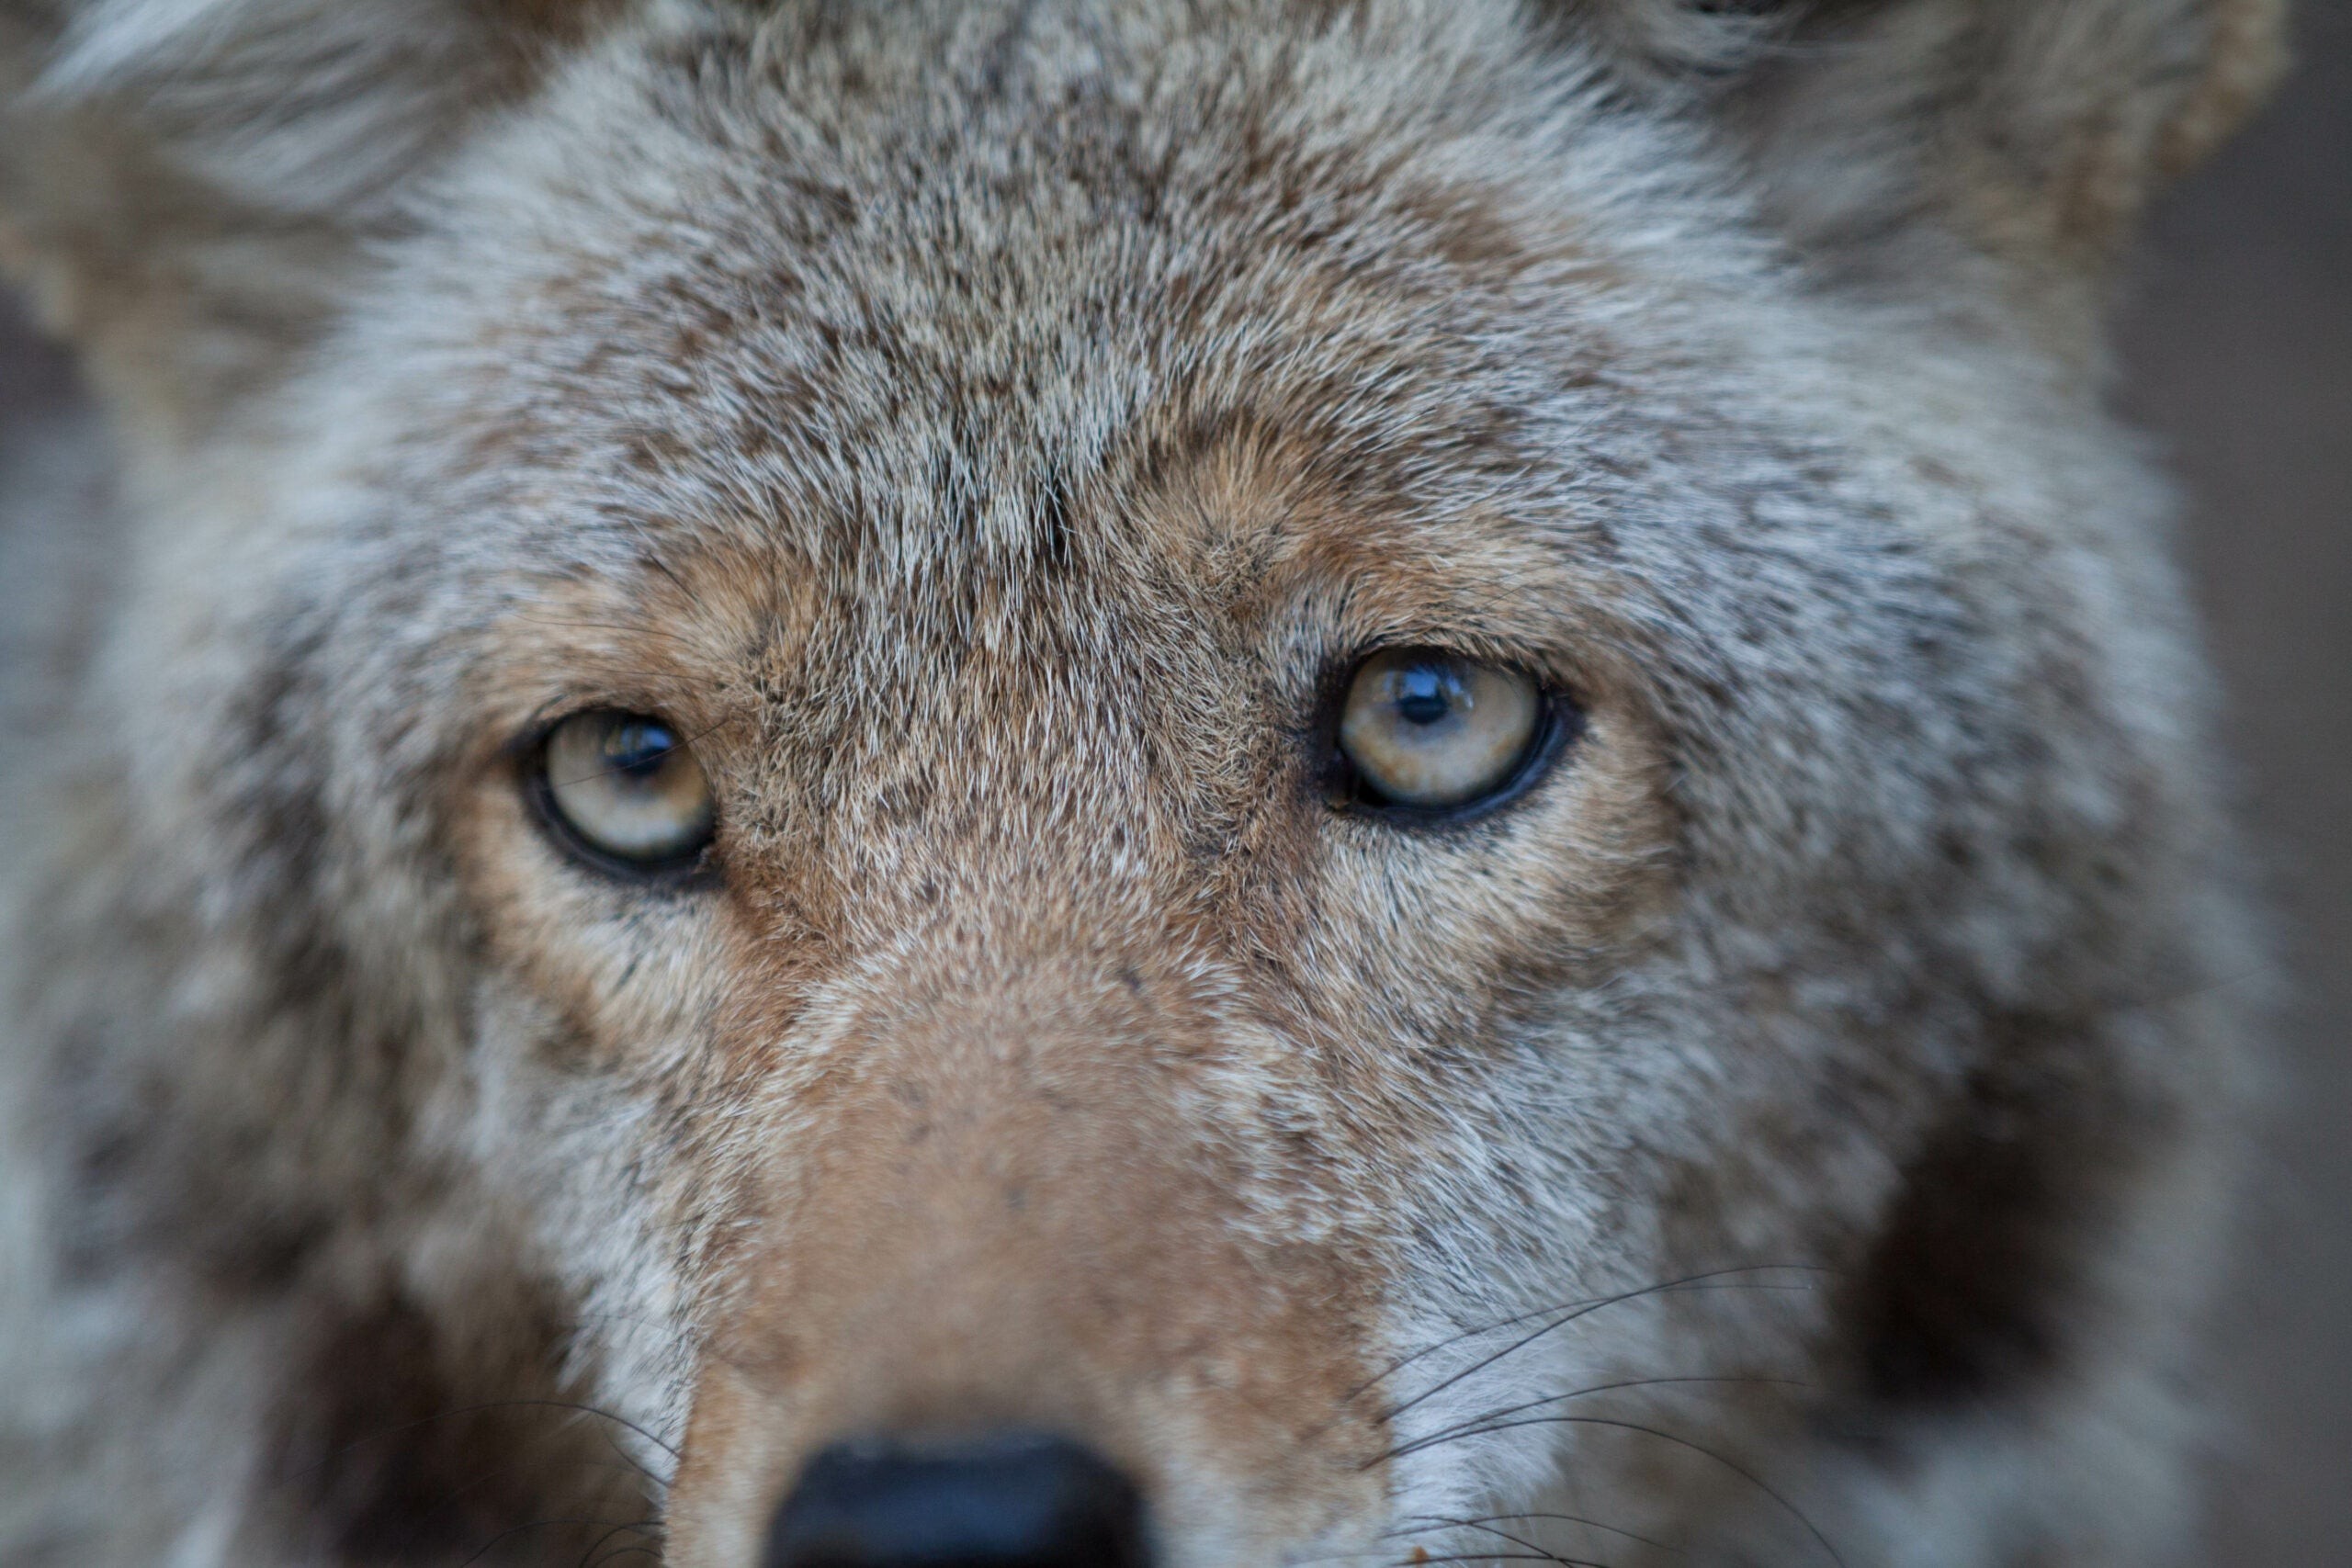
top-left (1846, 1013), bottom-right (2148, 1410)
top-left (272, 1291), bottom-right (634, 1566)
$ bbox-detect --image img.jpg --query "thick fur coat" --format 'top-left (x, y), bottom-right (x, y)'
top-left (0, 1), bottom-right (2285, 1564)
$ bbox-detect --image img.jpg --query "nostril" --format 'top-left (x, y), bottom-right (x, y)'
top-left (763, 1430), bottom-right (1151, 1568)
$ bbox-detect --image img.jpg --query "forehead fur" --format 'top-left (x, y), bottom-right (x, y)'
top-left (368, 0), bottom-right (1736, 567)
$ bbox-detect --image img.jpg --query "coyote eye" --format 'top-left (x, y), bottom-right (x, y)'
top-left (533, 711), bottom-right (715, 875)
top-left (1334, 649), bottom-right (1557, 817)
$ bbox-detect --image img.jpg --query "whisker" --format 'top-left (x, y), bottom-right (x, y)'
top-left (288, 1398), bottom-right (682, 1490)
top-left (1389, 1415), bottom-right (1844, 1568)
top-left (1396, 1553), bottom-right (1596, 1565)
top-left (1374, 1269), bottom-right (1826, 1427)
top-left (457, 1516), bottom-right (660, 1568)
top-left (413, 1454), bottom-right (661, 1535)
top-left (586, 1551), bottom-right (664, 1568)
top-left (561, 1307), bottom-right (701, 1343)
top-left (1388, 1510), bottom-right (1679, 1556)
top-left (601, 1426), bottom-right (672, 1490)
top-left (1310, 1267), bottom-right (1823, 1450)
top-left (578, 1515), bottom-right (668, 1568)
top-left (1344, 1268), bottom-right (1800, 1408)
top-left (1381, 1375), bottom-right (1811, 1464)
top-left (1390, 1513), bottom-right (1613, 1567)
top-left (628, 531), bottom-right (707, 615)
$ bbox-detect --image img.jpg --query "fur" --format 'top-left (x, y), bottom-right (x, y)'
top-left (0, 2), bottom-right (2284, 1564)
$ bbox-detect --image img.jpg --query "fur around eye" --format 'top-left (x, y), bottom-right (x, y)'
top-left (532, 710), bottom-right (715, 875)
top-left (1333, 649), bottom-right (1564, 817)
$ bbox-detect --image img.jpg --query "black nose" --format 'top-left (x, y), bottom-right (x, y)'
top-left (763, 1430), bottom-right (1151, 1568)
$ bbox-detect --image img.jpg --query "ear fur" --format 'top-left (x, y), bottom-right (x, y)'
top-left (0, 0), bottom-right (609, 449)
top-left (1567, 0), bottom-right (2288, 334)
top-left (39, 0), bottom-right (612, 213)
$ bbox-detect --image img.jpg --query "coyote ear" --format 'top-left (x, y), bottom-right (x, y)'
top-left (1575, 0), bottom-right (2286, 332)
top-left (0, 0), bottom-right (607, 448)
top-left (36, 0), bottom-right (612, 215)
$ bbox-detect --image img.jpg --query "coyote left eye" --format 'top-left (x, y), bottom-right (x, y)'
top-left (532, 710), bottom-right (716, 876)
top-left (1333, 649), bottom-right (1561, 817)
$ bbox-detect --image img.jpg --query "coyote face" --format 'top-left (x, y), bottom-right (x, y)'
top-left (0, 2), bottom-right (2282, 1565)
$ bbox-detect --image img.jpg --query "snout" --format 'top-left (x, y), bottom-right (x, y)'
top-left (763, 1432), bottom-right (1149, 1568)
top-left (662, 953), bottom-right (1391, 1564)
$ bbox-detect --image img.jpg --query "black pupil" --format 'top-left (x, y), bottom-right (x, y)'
top-left (1393, 664), bottom-right (1457, 727)
top-left (607, 722), bottom-right (675, 781)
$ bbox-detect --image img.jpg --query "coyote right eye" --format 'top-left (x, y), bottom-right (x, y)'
top-left (1331, 648), bottom-right (1569, 819)
top-left (530, 710), bottom-right (716, 878)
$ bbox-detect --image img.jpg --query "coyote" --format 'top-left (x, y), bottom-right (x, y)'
top-left (0, 2), bottom-right (2285, 1565)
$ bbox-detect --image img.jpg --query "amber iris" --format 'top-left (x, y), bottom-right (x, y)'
top-left (1338, 649), bottom-right (1544, 812)
top-left (537, 711), bottom-right (715, 870)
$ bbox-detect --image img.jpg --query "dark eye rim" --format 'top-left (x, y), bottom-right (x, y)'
top-left (1319, 649), bottom-right (1586, 828)
top-left (522, 709), bottom-right (721, 888)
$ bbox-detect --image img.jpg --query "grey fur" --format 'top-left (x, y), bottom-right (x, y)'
top-left (0, 2), bottom-right (2285, 1564)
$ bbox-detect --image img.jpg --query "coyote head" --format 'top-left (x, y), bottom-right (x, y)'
top-left (0, 2), bottom-right (2279, 1565)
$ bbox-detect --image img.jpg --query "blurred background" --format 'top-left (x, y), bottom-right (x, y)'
top-left (2113, 2), bottom-right (2352, 1560)
top-left (0, 5), bottom-right (2343, 1562)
